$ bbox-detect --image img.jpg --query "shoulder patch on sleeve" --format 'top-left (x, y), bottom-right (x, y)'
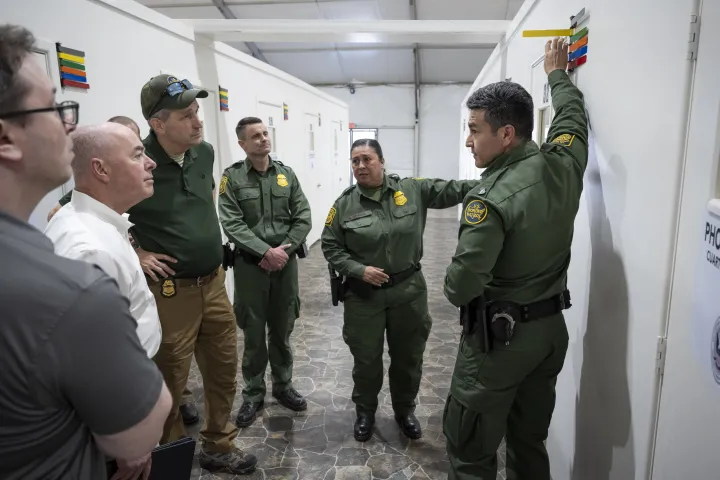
top-left (219, 175), bottom-right (229, 195)
top-left (551, 133), bottom-right (575, 146)
top-left (463, 199), bottom-right (488, 225)
top-left (325, 207), bottom-right (337, 227)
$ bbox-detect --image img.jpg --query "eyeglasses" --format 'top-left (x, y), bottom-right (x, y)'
top-left (149, 79), bottom-right (193, 118)
top-left (0, 100), bottom-right (79, 126)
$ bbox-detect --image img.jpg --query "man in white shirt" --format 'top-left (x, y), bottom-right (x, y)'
top-left (45, 122), bottom-right (162, 357)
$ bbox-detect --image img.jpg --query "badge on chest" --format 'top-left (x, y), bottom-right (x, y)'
top-left (277, 174), bottom-right (289, 187)
top-left (394, 191), bottom-right (407, 206)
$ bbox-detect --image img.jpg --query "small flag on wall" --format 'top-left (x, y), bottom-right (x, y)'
top-left (56, 44), bottom-right (89, 90)
top-left (219, 86), bottom-right (229, 111)
top-left (283, 103), bottom-right (288, 120)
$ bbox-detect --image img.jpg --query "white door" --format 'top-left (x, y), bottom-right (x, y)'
top-left (27, 43), bottom-right (72, 232)
top-left (378, 128), bottom-right (414, 179)
top-left (257, 101), bottom-right (284, 163)
top-left (651, 3), bottom-right (720, 478)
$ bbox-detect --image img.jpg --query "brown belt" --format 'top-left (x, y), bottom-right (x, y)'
top-left (149, 268), bottom-right (218, 288)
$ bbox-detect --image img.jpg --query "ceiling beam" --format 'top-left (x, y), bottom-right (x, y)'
top-left (254, 44), bottom-right (495, 54)
top-left (312, 82), bottom-right (473, 87)
top-left (183, 19), bottom-right (511, 44)
top-left (143, 0), bottom-right (359, 6)
top-left (210, 0), bottom-right (268, 63)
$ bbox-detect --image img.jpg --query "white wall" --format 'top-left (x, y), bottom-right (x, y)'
top-left (459, 0), bottom-right (697, 479)
top-left (3, 0), bottom-right (349, 251)
top-left (319, 84), bottom-right (467, 181)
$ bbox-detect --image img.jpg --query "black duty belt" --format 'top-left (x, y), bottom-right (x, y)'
top-left (487, 289), bottom-right (572, 323)
top-left (373, 264), bottom-right (421, 289)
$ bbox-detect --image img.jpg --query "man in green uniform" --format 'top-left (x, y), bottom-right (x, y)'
top-left (218, 117), bottom-right (312, 427)
top-left (442, 38), bottom-right (588, 480)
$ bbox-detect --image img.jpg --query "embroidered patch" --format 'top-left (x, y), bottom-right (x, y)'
top-left (219, 175), bottom-right (229, 195)
top-left (277, 174), bottom-right (289, 187)
top-left (464, 199), bottom-right (488, 225)
top-left (161, 278), bottom-right (177, 298)
top-left (325, 207), bottom-right (337, 227)
top-left (394, 191), bottom-right (408, 206)
top-left (551, 133), bottom-right (576, 146)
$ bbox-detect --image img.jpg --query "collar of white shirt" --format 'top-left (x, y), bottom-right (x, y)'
top-left (70, 190), bottom-right (133, 236)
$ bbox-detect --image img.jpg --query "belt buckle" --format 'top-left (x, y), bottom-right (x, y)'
top-left (196, 275), bottom-right (206, 287)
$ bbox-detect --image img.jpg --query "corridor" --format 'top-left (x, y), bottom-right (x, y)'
top-left (187, 212), bottom-right (507, 480)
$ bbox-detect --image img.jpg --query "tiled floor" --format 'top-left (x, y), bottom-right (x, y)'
top-left (186, 211), bottom-right (507, 480)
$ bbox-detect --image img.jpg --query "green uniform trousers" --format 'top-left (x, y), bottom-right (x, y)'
top-left (233, 254), bottom-right (300, 402)
top-left (150, 267), bottom-right (238, 452)
top-left (443, 314), bottom-right (569, 480)
top-left (342, 272), bottom-right (432, 415)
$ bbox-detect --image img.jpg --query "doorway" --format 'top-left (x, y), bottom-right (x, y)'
top-left (349, 128), bottom-right (377, 185)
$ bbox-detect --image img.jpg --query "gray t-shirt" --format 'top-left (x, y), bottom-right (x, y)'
top-left (0, 211), bottom-right (164, 479)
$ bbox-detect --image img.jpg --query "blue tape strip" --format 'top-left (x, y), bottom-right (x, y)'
top-left (569, 45), bottom-right (588, 61)
top-left (60, 72), bottom-right (87, 83)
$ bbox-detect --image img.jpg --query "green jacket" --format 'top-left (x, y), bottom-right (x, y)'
top-left (321, 175), bottom-right (479, 278)
top-left (218, 158), bottom-right (311, 260)
top-left (443, 69), bottom-right (589, 307)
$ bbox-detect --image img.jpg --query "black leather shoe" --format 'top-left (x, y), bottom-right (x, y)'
top-left (180, 402), bottom-right (199, 425)
top-left (395, 413), bottom-right (422, 439)
top-left (273, 388), bottom-right (307, 411)
top-left (235, 400), bottom-right (264, 428)
top-left (354, 412), bottom-right (375, 442)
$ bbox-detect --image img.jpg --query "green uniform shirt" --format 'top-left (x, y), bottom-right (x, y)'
top-left (218, 158), bottom-right (311, 259)
top-left (321, 175), bottom-right (479, 278)
top-left (59, 132), bottom-right (223, 278)
top-left (443, 69), bottom-right (589, 308)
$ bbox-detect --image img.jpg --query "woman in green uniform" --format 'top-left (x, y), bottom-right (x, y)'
top-left (321, 138), bottom-right (478, 441)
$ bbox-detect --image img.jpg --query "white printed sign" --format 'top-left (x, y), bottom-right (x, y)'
top-left (692, 205), bottom-right (720, 387)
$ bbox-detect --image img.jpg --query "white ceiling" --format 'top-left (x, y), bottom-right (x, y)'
top-left (135, 0), bottom-right (523, 85)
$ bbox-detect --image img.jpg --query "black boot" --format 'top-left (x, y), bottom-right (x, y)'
top-left (273, 387), bottom-right (307, 411)
top-left (394, 413), bottom-right (422, 439)
top-left (354, 412), bottom-right (375, 442)
top-left (235, 400), bottom-right (264, 428)
top-left (179, 402), bottom-right (199, 425)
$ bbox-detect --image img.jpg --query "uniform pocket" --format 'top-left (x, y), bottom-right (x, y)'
top-left (442, 396), bottom-right (495, 462)
top-left (453, 334), bottom-right (487, 388)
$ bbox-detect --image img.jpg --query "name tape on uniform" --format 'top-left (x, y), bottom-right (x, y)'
top-left (464, 199), bottom-right (488, 225)
top-left (325, 207), bottom-right (337, 227)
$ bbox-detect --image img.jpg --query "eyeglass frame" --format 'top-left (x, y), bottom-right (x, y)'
top-left (147, 79), bottom-right (194, 120)
top-left (0, 100), bottom-right (80, 126)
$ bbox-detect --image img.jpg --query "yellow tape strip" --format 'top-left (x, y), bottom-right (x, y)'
top-left (522, 29), bottom-right (574, 38)
top-left (58, 52), bottom-right (85, 64)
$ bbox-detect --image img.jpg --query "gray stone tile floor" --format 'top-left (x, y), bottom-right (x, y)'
top-left (186, 211), bottom-right (506, 479)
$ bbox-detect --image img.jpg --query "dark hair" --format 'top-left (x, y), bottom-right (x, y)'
top-left (0, 25), bottom-right (36, 117)
top-left (236, 116), bottom-right (263, 140)
top-left (107, 115), bottom-right (139, 130)
top-left (351, 138), bottom-right (383, 159)
top-left (466, 81), bottom-right (534, 139)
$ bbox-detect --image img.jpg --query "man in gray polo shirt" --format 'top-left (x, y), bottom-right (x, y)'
top-left (0, 24), bottom-right (172, 480)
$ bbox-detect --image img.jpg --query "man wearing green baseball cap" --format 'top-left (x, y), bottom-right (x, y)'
top-left (134, 74), bottom-right (255, 475)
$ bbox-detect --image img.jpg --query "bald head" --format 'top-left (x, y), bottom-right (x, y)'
top-left (70, 123), bottom-right (130, 182)
top-left (69, 122), bottom-right (156, 214)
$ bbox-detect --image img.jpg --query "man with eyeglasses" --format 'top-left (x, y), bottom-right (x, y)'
top-left (0, 24), bottom-right (172, 480)
top-left (124, 74), bottom-right (254, 475)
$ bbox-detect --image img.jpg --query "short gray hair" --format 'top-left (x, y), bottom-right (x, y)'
top-left (148, 109), bottom-right (171, 131)
top-left (69, 123), bottom-right (123, 181)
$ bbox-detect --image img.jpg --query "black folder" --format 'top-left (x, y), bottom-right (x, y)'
top-left (106, 436), bottom-right (196, 480)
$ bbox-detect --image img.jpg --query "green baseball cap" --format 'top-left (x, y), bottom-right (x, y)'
top-left (140, 74), bottom-right (208, 120)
